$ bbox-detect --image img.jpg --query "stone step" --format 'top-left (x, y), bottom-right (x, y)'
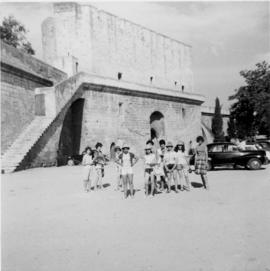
top-left (1, 116), bottom-right (54, 173)
top-left (2, 73), bottom-right (83, 174)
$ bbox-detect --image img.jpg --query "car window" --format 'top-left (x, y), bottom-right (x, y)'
top-left (245, 145), bottom-right (257, 151)
top-left (260, 142), bottom-right (270, 149)
top-left (226, 145), bottom-right (238, 152)
top-left (210, 145), bottom-right (225, 152)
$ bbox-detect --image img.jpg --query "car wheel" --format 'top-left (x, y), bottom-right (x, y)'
top-left (207, 161), bottom-right (213, 171)
top-left (247, 158), bottom-right (262, 170)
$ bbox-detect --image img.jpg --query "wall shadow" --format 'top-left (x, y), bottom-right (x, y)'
top-left (58, 98), bottom-right (85, 165)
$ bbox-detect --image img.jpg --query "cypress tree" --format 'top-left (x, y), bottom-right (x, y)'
top-left (211, 98), bottom-right (225, 142)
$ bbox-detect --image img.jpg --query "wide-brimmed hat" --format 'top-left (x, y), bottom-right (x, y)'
top-left (177, 140), bottom-right (184, 146)
top-left (122, 143), bottom-right (130, 149)
top-left (166, 141), bottom-right (173, 147)
top-left (114, 145), bottom-right (121, 151)
top-left (144, 144), bottom-right (152, 150)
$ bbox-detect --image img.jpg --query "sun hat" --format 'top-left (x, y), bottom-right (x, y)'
top-left (114, 145), bottom-right (121, 150)
top-left (122, 143), bottom-right (130, 149)
top-left (166, 141), bottom-right (173, 147)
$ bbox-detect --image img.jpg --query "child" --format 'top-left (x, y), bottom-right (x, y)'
top-left (144, 144), bottom-right (157, 197)
top-left (114, 146), bottom-right (122, 190)
top-left (156, 139), bottom-right (167, 191)
top-left (115, 143), bottom-right (138, 199)
top-left (82, 147), bottom-right (94, 192)
top-left (93, 142), bottom-right (107, 191)
top-left (163, 141), bottom-right (178, 193)
top-left (194, 136), bottom-right (209, 190)
top-left (174, 141), bottom-right (191, 191)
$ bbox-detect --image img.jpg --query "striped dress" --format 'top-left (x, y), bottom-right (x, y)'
top-left (195, 143), bottom-right (208, 175)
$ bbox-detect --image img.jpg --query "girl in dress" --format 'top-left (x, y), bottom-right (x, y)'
top-left (115, 143), bottom-right (138, 199)
top-left (174, 141), bottom-right (191, 191)
top-left (156, 139), bottom-right (167, 191)
top-left (194, 136), bottom-right (209, 190)
top-left (114, 146), bottom-right (122, 190)
top-left (144, 144), bottom-right (157, 197)
top-left (163, 141), bottom-right (178, 193)
top-left (93, 142), bottom-right (107, 191)
top-left (82, 147), bottom-right (94, 192)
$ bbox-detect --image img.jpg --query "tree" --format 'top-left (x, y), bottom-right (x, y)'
top-left (211, 97), bottom-right (225, 142)
top-left (228, 61), bottom-right (270, 138)
top-left (0, 15), bottom-right (35, 55)
top-left (227, 115), bottom-right (237, 139)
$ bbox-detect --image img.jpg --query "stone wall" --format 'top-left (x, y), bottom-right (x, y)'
top-left (26, 86), bottom-right (201, 168)
top-left (1, 41), bottom-right (67, 84)
top-left (79, 88), bottom-right (202, 156)
top-left (1, 81), bottom-right (35, 153)
top-left (1, 42), bottom-right (67, 154)
top-left (42, 2), bottom-right (193, 92)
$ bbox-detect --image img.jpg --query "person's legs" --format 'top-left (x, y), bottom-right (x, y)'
top-left (177, 169), bottom-right (184, 190)
top-left (167, 172), bottom-right (172, 193)
top-left (155, 175), bottom-right (160, 192)
top-left (144, 171), bottom-right (150, 196)
top-left (173, 170), bottom-right (179, 193)
top-left (184, 170), bottom-right (191, 191)
top-left (99, 169), bottom-right (104, 190)
top-left (117, 174), bottom-right (122, 190)
top-left (94, 174), bottom-right (98, 191)
top-left (201, 174), bottom-right (209, 190)
top-left (122, 174), bottom-right (128, 198)
top-left (150, 171), bottom-right (155, 196)
top-left (129, 174), bottom-right (134, 198)
top-left (94, 168), bottom-right (101, 191)
top-left (160, 175), bottom-right (165, 191)
top-left (83, 166), bottom-right (90, 192)
top-left (88, 170), bottom-right (93, 192)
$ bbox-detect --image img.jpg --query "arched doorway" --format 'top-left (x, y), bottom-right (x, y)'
top-left (150, 111), bottom-right (165, 140)
top-left (110, 142), bottom-right (116, 160)
top-left (58, 98), bottom-right (85, 165)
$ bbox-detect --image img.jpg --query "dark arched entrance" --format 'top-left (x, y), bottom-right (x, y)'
top-left (150, 111), bottom-right (165, 140)
top-left (110, 142), bottom-right (116, 160)
top-left (58, 98), bottom-right (85, 165)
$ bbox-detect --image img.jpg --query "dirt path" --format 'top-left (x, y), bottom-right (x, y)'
top-left (2, 162), bottom-right (270, 271)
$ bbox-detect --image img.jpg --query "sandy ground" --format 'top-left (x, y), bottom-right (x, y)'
top-left (2, 161), bottom-right (270, 271)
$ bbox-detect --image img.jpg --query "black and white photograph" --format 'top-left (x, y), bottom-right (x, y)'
top-left (1, 1), bottom-right (270, 270)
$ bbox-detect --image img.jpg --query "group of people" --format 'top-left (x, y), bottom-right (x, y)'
top-left (81, 136), bottom-right (209, 199)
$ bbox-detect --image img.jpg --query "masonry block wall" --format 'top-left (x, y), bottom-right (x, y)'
top-left (79, 89), bottom-right (201, 156)
top-left (42, 2), bottom-right (194, 92)
top-left (1, 42), bottom-right (67, 154)
top-left (27, 88), bottom-right (201, 168)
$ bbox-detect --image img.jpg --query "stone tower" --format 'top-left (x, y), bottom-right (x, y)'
top-left (42, 2), bottom-right (194, 91)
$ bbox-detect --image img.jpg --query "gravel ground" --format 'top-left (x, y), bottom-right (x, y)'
top-left (2, 162), bottom-right (270, 271)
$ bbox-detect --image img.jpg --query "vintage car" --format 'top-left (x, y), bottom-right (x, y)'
top-left (245, 142), bottom-right (270, 162)
top-left (190, 142), bottom-right (267, 170)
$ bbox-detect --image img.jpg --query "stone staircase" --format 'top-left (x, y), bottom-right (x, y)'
top-left (1, 72), bottom-right (87, 174)
top-left (1, 116), bottom-right (54, 173)
top-left (1, 72), bottom-right (89, 173)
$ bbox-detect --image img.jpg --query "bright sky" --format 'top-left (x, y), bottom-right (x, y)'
top-left (0, 1), bottom-right (269, 107)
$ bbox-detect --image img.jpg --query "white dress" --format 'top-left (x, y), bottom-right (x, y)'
top-left (121, 153), bottom-right (133, 175)
top-left (82, 154), bottom-right (93, 180)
